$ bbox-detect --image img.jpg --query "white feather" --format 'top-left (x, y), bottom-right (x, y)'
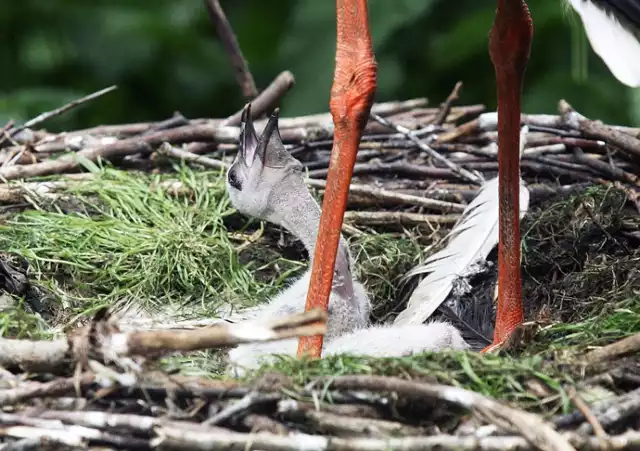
top-left (324, 322), bottom-right (470, 356)
top-left (567, 0), bottom-right (640, 87)
top-left (394, 127), bottom-right (531, 326)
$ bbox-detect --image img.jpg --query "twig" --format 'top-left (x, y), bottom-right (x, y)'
top-left (0, 86), bottom-right (117, 147)
top-left (585, 332), bottom-right (640, 364)
top-left (151, 428), bottom-right (640, 451)
top-left (573, 147), bottom-right (640, 187)
top-left (436, 118), bottom-right (480, 143)
top-left (306, 178), bottom-right (465, 213)
top-left (0, 336), bottom-right (71, 372)
top-left (278, 400), bottom-right (421, 437)
top-left (0, 424), bottom-right (148, 449)
top-left (553, 387), bottom-right (640, 430)
top-left (38, 409), bottom-right (225, 436)
top-left (580, 389), bottom-right (640, 435)
top-left (0, 373), bottom-right (94, 407)
top-left (0, 309), bottom-right (326, 370)
top-left (344, 211), bottom-right (459, 227)
top-left (0, 120), bottom-right (15, 143)
top-left (204, 392), bottom-right (280, 426)
top-left (308, 161), bottom-right (457, 180)
top-left (158, 143), bottom-right (229, 171)
top-left (370, 113), bottom-right (483, 184)
top-left (203, 0), bottom-right (257, 99)
top-left (313, 375), bottom-right (575, 451)
top-left (567, 387), bottom-right (607, 438)
top-left (224, 71), bottom-right (296, 126)
top-left (0, 124), bottom-right (237, 181)
top-left (559, 100), bottom-right (640, 161)
top-left (69, 307), bottom-right (327, 361)
top-left (433, 81), bottom-right (463, 125)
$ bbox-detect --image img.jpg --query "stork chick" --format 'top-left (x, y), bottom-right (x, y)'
top-left (225, 105), bottom-right (371, 376)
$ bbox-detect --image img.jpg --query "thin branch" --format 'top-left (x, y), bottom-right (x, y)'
top-left (568, 387), bottom-right (607, 438)
top-left (559, 100), bottom-right (640, 161)
top-left (433, 81), bottom-right (463, 125)
top-left (306, 178), bottom-right (465, 213)
top-left (585, 332), bottom-right (640, 364)
top-left (0, 86), bottom-right (117, 147)
top-left (344, 210), bottom-right (459, 227)
top-left (370, 112), bottom-right (484, 184)
top-left (223, 71), bottom-right (296, 126)
top-left (158, 143), bottom-right (229, 171)
top-left (0, 124), bottom-right (237, 181)
top-left (203, 0), bottom-right (257, 99)
top-left (313, 375), bottom-right (575, 451)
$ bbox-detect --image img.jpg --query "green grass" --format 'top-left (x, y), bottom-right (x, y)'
top-left (0, 166), bottom-right (301, 325)
top-left (241, 351), bottom-right (579, 415)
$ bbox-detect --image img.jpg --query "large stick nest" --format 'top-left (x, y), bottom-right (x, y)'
top-left (0, 85), bottom-right (639, 450)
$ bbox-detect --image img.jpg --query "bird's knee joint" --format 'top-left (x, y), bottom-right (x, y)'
top-left (331, 60), bottom-right (377, 128)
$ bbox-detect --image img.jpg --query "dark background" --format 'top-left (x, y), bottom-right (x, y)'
top-left (1, 0), bottom-right (637, 131)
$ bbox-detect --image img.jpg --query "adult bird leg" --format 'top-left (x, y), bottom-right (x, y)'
top-left (297, 0), bottom-right (377, 358)
top-left (482, 0), bottom-right (533, 353)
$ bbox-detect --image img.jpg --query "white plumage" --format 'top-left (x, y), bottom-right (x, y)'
top-left (567, 0), bottom-right (640, 87)
top-left (394, 176), bottom-right (530, 326)
top-left (324, 322), bottom-right (469, 357)
top-left (395, 127), bottom-right (531, 327)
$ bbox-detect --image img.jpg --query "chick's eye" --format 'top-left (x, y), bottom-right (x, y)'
top-left (227, 167), bottom-right (242, 190)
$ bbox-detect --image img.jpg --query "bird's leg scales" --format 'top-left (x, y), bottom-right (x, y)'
top-left (297, 0), bottom-right (377, 358)
top-left (482, 0), bottom-right (533, 353)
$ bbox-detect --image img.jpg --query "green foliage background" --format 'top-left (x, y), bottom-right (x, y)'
top-left (1, 0), bottom-right (639, 131)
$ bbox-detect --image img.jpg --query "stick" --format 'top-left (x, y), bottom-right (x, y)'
top-left (0, 86), bottom-right (117, 147)
top-left (313, 375), bottom-right (575, 451)
top-left (559, 100), bottom-right (640, 161)
top-left (153, 427), bottom-right (640, 451)
top-left (308, 161), bottom-right (458, 180)
top-left (223, 71), bottom-right (296, 126)
top-left (305, 178), bottom-right (465, 213)
top-left (204, 392), bottom-right (280, 426)
top-left (153, 146), bottom-right (464, 213)
top-left (203, 0), bottom-right (257, 99)
top-left (0, 373), bottom-right (94, 407)
top-left (567, 387), bottom-right (607, 438)
top-left (573, 148), bottom-right (640, 188)
top-left (278, 401), bottom-right (422, 437)
top-left (584, 332), bottom-right (640, 364)
top-left (370, 113), bottom-right (483, 184)
top-left (0, 308), bottom-right (326, 370)
top-left (433, 81), bottom-right (463, 125)
top-left (158, 143), bottom-right (229, 170)
top-left (0, 124), bottom-right (237, 181)
top-left (344, 211), bottom-right (459, 227)
top-left (73, 308), bottom-right (327, 360)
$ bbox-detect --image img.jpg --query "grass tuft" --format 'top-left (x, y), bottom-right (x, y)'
top-left (0, 166), bottom-right (300, 324)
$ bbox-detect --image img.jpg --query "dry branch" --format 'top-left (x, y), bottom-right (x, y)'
top-left (203, 0), bottom-right (257, 99)
top-left (585, 332), bottom-right (640, 364)
top-left (0, 86), bottom-right (117, 148)
top-left (224, 71), bottom-right (296, 126)
top-left (559, 100), bottom-right (640, 161)
top-left (0, 309), bottom-right (326, 371)
top-left (314, 375), bottom-right (575, 451)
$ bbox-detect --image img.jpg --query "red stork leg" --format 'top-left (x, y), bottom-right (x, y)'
top-left (297, 0), bottom-right (377, 358)
top-left (482, 0), bottom-right (533, 353)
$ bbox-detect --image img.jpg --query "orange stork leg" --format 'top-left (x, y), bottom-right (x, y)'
top-left (482, 0), bottom-right (533, 352)
top-left (297, 0), bottom-right (377, 358)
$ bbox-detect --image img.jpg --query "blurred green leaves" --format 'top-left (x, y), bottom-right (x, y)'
top-left (0, 0), bottom-right (637, 131)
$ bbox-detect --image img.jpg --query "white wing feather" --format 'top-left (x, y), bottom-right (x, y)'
top-left (394, 128), bottom-right (531, 326)
top-left (566, 0), bottom-right (640, 87)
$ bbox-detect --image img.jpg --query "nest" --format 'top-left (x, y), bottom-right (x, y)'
top-left (0, 80), bottom-right (639, 450)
